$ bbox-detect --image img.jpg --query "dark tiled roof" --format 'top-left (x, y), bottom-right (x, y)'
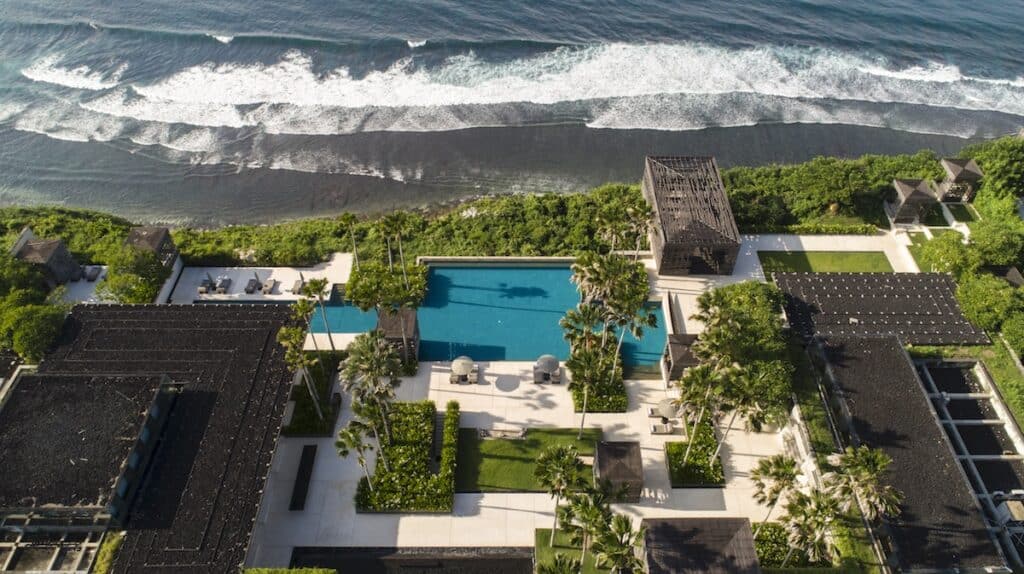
top-left (824, 336), bottom-right (1004, 571)
top-left (596, 441), bottom-right (642, 485)
top-left (667, 334), bottom-right (699, 367)
top-left (774, 272), bottom-right (989, 346)
top-left (643, 517), bottom-right (761, 574)
top-left (38, 304), bottom-right (293, 573)
top-left (942, 158), bottom-right (984, 182)
top-left (125, 227), bottom-right (171, 252)
top-left (644, 156), bottom-right (740, 247)
top-left (0, 375), bottom-right (161, 509)
top-left (15, 239), bottom-right (65, 264)
top-left (893, 178), bottom-right (936, 201)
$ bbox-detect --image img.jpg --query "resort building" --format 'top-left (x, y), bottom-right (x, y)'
top-left (9, 227), bottom-right (80, 286)
top-left (888, 178), bottom-right (938, 224)
top-left (938, 157), bottom-right (985, 202)
top-left (125, 226), bottom-right (178, 268)
top-left (642, 156), bottom-right (741, 276)
top-left (642, 517), bottom-right (762, 574)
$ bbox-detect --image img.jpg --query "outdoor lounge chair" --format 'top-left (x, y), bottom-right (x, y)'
top-left (549, 367), bottom-right (562, 384)
top-left (533, 366), bottom-right (546, 384)
top-left (85, 266), bottom-right (102, 282)
top-left (198, 279), bottom-right (212, 294)
top-left (647, 407), bottom-right (662, 418)
top-left (216, 277), bottom-right (232, 294)
top-left (261, 279), bottom-right (276, 295)
top-left (651, 422), bottom-right (674, 435)
top-left (450, 372), bottom-right (460, 384)
top-left (292, 279), bottom-right (305, 294)
top-left (468, 365), bottom-right (480, 384)
top-left (244, 278), bottom-right (259, 294)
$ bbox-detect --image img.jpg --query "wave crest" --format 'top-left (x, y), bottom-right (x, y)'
top-left (21, 55), bottom-right (126, 91)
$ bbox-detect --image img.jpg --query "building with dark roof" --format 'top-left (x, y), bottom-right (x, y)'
top-left (6, 304), bottom-right (294, 573)
top-left (774, 272), bottom-right (989, 346)
top-left (823, 336), bottom-right (1006, 571)
top-left (0, 375), bottom-right (176, 528)
top-left (938, 158), bottom-right (984, 202)
top-left (9, 227), bottom-right (80, 286)
top-left (642, 517), bottom-right (761, 574)
top-left (125, 226), bottom-right (178, 268)
top-left (888, 179), bottom-right (938, 224)
top-left (662, 333), bottom-right (698, 382)
top-left (594, 441), bottom-right (643, 502)
top-left (377, 307), bottom-right (419, 361)
top-left (641, 156), bottom-right (740, 276)
top-left (985, 265), bottom-right (1024, 288)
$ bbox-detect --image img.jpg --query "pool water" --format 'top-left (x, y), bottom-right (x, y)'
top-left (314, 265), bottom-right (666, 366)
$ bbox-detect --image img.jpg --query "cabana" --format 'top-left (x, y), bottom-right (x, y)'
top-left (643, 518), bottom-right (762, 574)
top-left (377, 308), bottom-right (419, 361)
top-left (937, 158), bottom-right (984, 202)
top-left (662, 333), bottom-right (698, 383)
top-left (888, 179), bottom-right (938, 224)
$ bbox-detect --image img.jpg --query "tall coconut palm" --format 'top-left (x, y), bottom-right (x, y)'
top-left (304, 277), bottom-right (336, 352)
top-left (537, 554), bottom-right (580, 574)
top-left (673, 364), bottom-right (725, 465)
top-left (625, 204), bottom-right (653, 261)
top-left (709, 365), bottom-right (756, 466)
top-left (336, 424), bottom-right (374, 491)
top-left (780, 489), bottom-right (841, 566)
top-left (559, 489), bottom-right (613, 568)
top-left (377, 215), bottom-right (397, 271)
top-left (560, 302), bottom-right (606, 353)
top-left (593, 514), bottom-right (646, 574)
top-left (605, 299), bottom-right (656, 389)
top-left (342, 330), bottom-right (401, 441)
top-left (277, 326), bottom-right (325, 422)
top-left (535, 445), bottom-right (587, 545)
top-left (379, 212), bottom-right (411, 288)
top-left (571, 252), bottom-right (619, 307)
top-left (337, 212), bottom-right (360, 270)
top-left (566, 346), bottom-right (603, 440)
top-left (824, 446), bottom-right (902, 522)
top-left (751, 455), bottom-right (800, 538)
top-left (291, 297), bottom-right (327, 380)
top-left (350, 398), bottom-right (389, 471)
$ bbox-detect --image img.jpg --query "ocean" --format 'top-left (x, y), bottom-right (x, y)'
top-left (0, 0), bottom-right (1022, 225)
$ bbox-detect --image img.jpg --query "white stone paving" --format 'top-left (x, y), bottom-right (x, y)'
top-left (170, 252), bottom-right (353, 304)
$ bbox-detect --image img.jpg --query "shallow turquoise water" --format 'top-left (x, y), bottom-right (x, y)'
top-left (312, 265), bottom-right (666, 366)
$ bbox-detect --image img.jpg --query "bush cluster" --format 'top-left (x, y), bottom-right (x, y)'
top-left (355, 400), bottom-right (459, 512)
top-left (282, 351), bottom-right (346, 437)
top-left (754, 522), bottom-right (827, 567)
top-left (664, 422), bottom-right (725, 487)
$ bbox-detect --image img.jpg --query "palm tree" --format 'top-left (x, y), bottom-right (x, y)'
top-left (751, 455), bottom-right (800, 538)
top-left (291, 297), bottom-right (327, 380)
top-left (559, 489), bottom-right (613, 568)
top-left (780, 489), bottom-right (841, 566)
top-left (537, 553), bottom-right (580, 574)
top-left (304, 277), bottom-right (336, 352)
top-left (605, 299), bottom-right (656, 389)
top-left (379, 212), bottom-right (412, 288)
top-left (337, 212), bottom-right (360, 270)
top-left (336, 424), bottom-right (374, 490)
top-left (824, 445), bottom-right (903, 522)
top-left (571, 252), bottom-right (620, 308)
top-left (341, 330), bottom-right (401, 441)
top-left (593, 514), bottom-right (646, 574)
top-left (350, 398), bottom-right (389, 471)
top-left (566, 346), bottom-right (603, 440)
top-left (378, 215), bottom-right (397, 272)
top-left (625, 204), bottom-right (653, 261)
top-left (277, 327), bottom-right (325, 422)
top-left (559, 303), bottom-right (606, 353)
top-left (673, 364), bottom-right (725, 465)
top-left (535, 445), bottom-right (587, 545)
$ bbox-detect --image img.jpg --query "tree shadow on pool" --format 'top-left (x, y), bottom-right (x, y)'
top-left (428, 274), bottom-right (551, 302)
top-left (421, 341), bottom-right (506, 362)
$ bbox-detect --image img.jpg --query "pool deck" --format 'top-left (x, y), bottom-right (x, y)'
top-left (247, 361), bottom-right (784, 566)
top-left (169, 252), bottom-right (353, 304)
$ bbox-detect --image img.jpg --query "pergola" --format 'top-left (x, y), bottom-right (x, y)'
top-left (889, 178), bottom-right (938, 224)
top-left (642, 156), bottom-right (740, 276)
top-left (938, 158), bottom-right (984, 202)
top-left (594, 441), bottom-right (643, 502)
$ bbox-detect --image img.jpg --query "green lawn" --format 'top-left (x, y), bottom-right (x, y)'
top-left (946, 203), bottom-right (979, 223)
top-left (535, 529), bottom-right (609, 573)
top-left (455, 428), bottom-right (601, 492)
top-left (930, 228), bottom-right (963, 239)
top-left (758, 251), bottom-right (893, 273)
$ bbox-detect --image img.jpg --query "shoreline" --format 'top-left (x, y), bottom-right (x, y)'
top-left (0, 122), bottom-right (984, 228)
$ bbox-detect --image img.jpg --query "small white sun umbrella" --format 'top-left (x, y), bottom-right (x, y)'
top-left (537, 354), bottom-right (560, 374)
top-left (452, 356), bottom-right (474, 376)
top-left (657, 398), bottom-right (678, 419)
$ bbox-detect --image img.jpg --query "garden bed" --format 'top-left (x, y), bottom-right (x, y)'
top-left (758, 251), bottom-right (893, 273)
top-left (282, 351), bottom-right (346, 437)
top-left (356, 400), bottom-right (460, 513)
top-left (664, 422), bottom-right (725, 487)
top-left (754, 522), bottom-right (828, 568)
top-left (534, 529), bottom-right (609, 574)
top-left (456, 428), bottom-right (600, 492)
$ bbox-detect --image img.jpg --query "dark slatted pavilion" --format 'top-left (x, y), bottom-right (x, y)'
top-left (642, 156), bottom-right (740, 276)
top-left (643, 517), bottom-right (761, 574)
top-left (34, 304), bottom-right (293, 573)
top-left (824, 337), bottom-right (1005, 571)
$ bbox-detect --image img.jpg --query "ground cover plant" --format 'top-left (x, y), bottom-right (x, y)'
top-left (947, 203), bottom-right (979, 223)
top-left (455, 428), bottom-right (600, 492)
top-left (788, 339), bottom-right (839, 467)
top-left (355, 400), bottom-right (459, 512)
top-left (534, 529), bottom-right (609, 574)
top-left (664, 422), bottom-right (725, 487)
top-left (754, 522), bottom-right (829, 568)
top-left (282, 351), bottom-right (346, 436)
top-left (758, 251), bottom-right (893, 273)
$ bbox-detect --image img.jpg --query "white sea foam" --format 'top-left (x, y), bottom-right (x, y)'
top-left (21, 55), bottom-right (125, 91)
top-left (210, 34), bottom-right (235, 44)
top-left (407, 39), bottom-right (427, 48)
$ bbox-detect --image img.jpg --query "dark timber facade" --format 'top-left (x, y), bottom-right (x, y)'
top-left (642, 156), bottom-right (740, 276)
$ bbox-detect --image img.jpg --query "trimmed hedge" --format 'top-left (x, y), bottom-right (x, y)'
top-left (756, 223), bottom-right (881, 235)
top-left (92, 531), bottom-right (124, 574)
top-left (355, 400), bottom-right (460, 512)
top-left (665, 421), bottom-right (725, 487)
top-left (1002, 314), bottom-right (1024, 357)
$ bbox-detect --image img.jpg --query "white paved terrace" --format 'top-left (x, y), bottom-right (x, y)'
top-left (169, 252), bottom-right (353, 304)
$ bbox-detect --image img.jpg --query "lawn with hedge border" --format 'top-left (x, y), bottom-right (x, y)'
top-left (456, 428), bottom-right (601, 492)
top-left (355, 400), bottom-right (459, 512)
top-left (665, 421), bottom-right (725, 487)
top-left (534, 529), bottom-right (609, 573)
top-left (946, 203), bottom-right (978, 223)
top-left (758, 251), bottom-right (893, 273)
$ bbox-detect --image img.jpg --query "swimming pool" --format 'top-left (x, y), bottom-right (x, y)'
top-left (313, 264), bottom-right (666, 367)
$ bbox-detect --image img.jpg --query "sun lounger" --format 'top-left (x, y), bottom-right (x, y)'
top-left (651, 422), bottom-right (674, 435)
top-left (244, 278), bottom-right (259, 294)
top-left (215, 277), bottom-right (232, 294)
top-left (450, 372), bottom-right (460, 384)
top-left (261, 279), bottom-right (276, 295)
top-left (292, 279), bottom-right (305, 294)
top-left (647, 407), bottom-right (662, 418)
top-left (550, 367), bottom-right (562, 384)
top-left (533, 366), bottom-right (546, 384)
top-left (468, 366), bottom-right (480, 384)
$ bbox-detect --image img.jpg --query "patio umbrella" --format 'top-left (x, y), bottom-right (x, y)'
top-left (452, 356), bottom-right (474, 376)
top-left (657, 398), bottom-right (678, 419)
top-left (536, 354), bottom-right (560, 374)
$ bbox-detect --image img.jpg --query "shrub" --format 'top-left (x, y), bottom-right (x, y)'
top-left (916, 230), bottom-right (976, 278)
top-left (97, 245), bottom-right (173, 304)
top-left (665, 422), bottom-right (724, 487)
top-left (962, 136), bottom-right (1024, 201)
top-left (92, 531), bottom-right (124, 574)
top-left (282, 351), bottom-right (346, 437)
top-left (754, 522), bottom-right (828, 567)
top-left (1002, 314), bottom-right (1024, 357)
top-left (355, 400), bottom-right (460, 512)
top-left (0, 304), bottom-right (66, 362)
top-left (969, 218), bottom-right (1024, 268)
top-left (957, 274), bottom-right (1023, 332)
